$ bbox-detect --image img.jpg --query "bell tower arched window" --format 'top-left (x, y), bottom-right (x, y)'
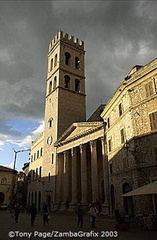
top-left (75, 57), bottom-right (80, 69)
top-left (74, 79), bottom-right (80, 92)
top-left (54, 54), bottom-right (57, 67)
top-left (65, 52), bottom-right (71, 66)
top-left (53, 76), bottom-right (57, 89)
top-left (64, 75), bottom-right (70, 89)
top-left (49, 81), bottom-right (52, 94)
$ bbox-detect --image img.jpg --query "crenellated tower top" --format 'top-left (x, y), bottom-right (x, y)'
top-left (48, 31), bottom-right (84, 53)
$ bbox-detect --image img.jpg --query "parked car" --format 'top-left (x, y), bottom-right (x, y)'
top-left (0, 203), bottom-right (8, 210)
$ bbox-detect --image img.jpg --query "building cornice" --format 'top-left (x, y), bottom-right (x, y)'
top-left (46, 86), bottom-right (86, 99)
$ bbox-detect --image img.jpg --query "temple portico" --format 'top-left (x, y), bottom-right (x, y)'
top-left (55, 131), bottom-right (109, 213)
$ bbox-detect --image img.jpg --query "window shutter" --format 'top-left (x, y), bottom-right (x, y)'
top-left (149, 112), bottom-right (157, 131)
top-left (145, 81), bottom-right (154, 97)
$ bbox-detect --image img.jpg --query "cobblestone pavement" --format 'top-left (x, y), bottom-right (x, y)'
top-left (0, 210), bottom-right (156, 240)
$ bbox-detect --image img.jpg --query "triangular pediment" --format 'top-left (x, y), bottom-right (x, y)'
top-left (55, 122), bottom-right (103, 146)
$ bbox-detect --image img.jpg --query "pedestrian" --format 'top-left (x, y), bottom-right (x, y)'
top-left (42, 203), bottom-right (49, 226)
top-left (14, 204), bottom-right (20, 223)
top-left (30, 203), bottom-right (37, 226)
top-left (89, 203), bottom-right (98, 228)
top-left (76, 202), bottom-right (85, 228)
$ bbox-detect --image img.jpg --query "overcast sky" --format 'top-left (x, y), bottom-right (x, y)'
top-left (0, 1), bottom-right (156, 170)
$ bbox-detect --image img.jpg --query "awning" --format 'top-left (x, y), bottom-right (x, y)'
top-left (123, 181), bottom-right (157, 197)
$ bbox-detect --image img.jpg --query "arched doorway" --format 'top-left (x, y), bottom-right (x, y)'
top-left (122, 183), bottom-right (134, 216)
top-left (0, 192), bottom-right (5, 204)
top-left (110, 185), bottom-right (115, 214)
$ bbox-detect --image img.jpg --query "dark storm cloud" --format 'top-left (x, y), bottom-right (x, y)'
top-left (0, 1), bottom-right (156, 138)
top-left (50, 1), bottom-right (157, 114)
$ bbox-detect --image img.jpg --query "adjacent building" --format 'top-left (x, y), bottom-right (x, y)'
top-left (0, 165), bottom-right (17, 206)
top-left (101, 61), bottom-right (157, 215)
top-left (26, 31), bottom-right (157, 215)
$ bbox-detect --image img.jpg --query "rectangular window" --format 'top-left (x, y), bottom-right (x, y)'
top-left (120, 129), bottom-right (125, 144)
top-left (32, 170), bottom-right (35, 180)
top-left (51, 153), bottom-right (54, 164)
top-left (107, 117), bottom-right (110, 128)
top-left (36, 168), bottom-right (38, 178)
top-left (108, 139), bottom-right (112, 152)
top-left (50, 58), bottom-right (53, 71)
top-left (48, 173), bottom-right (51, 183)
top-left (39, 166), bottom-right (42, 178)
top-left (145, 81), bottom-right (154, 97)
top-left (149, 112), bottom-right (157, 131)
top-left (40, 148), bottom-right (43, 157)
top-left (119, 103), bottom-right (123, 116)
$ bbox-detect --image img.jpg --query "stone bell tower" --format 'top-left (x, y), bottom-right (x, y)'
top-left (42, 31), bottom-right (86, 194)
top-left (44, 31), bottom-right (86, 143)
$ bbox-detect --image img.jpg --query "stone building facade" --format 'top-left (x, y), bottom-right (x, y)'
top-left (0, 165), bottom-right (17, 206)
top-left (101, 60), bottom-right (157, 215)
top-left (26, 31), bottom-right (157, 215)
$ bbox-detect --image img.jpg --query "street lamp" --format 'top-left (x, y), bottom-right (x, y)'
top-left (12, 148), bottom-right (30, 170)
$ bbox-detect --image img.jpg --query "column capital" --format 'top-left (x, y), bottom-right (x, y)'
top-left (71, 147), bottom-right (77, 157)
top-left (90, 140), bottom-right (97, 149)
top-left (63, 151), bottom-right (68, 158)
top-left (71, 148), bottom-right (74, 156)
top-left (100, 136), bottom-right (105, 142)
top-left (80, 144), bottom-right (86, 153)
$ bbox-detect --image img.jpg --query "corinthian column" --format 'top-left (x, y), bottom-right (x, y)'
top-left (80, 144), bottom-right (88, 204)
top-left (90, 140), bottom-right (99, 202)
top-left (56, 153), bottom-right (63, 204)
top-left (101, 137), bottom-right (109, 214)
top-left (63, 151), bottom-right (70, 202)
top-left (71, 147), bottom-right (77, 204)
top-left (60, 151), bottom-right (70, 211)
